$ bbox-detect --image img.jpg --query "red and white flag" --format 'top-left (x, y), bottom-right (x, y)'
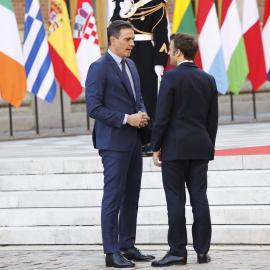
top-left (73, 0), bottom-right (101, 87)
top-left (242, 0), bottom-right (267, 90)
top-left (262, 0), bottom-right (270, 81)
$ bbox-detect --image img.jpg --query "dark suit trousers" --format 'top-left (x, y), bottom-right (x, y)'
top-left (162, 160), bottom-right (211, 257)
top-left (99, 134), bottom-right (142, 254)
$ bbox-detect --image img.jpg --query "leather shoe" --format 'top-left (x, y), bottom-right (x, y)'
top-left (105, 252), bottom-right (135, 268)
top-left (197, 254), bottom-right (211, 263)
top-left (121, 246), bottom-right (155, 261)
top-left (151, 252), bottom-right (187, 267)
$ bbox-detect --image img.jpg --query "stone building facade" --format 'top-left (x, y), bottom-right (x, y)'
top-left (1, 0), bottom-right (269, 133)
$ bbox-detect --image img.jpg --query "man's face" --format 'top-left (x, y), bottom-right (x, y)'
top-left (169, 40), bottom-right (178, 66)
top-left (110, 28), bottom-right (135, 58)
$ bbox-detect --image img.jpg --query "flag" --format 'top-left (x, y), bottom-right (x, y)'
top-left (262, 0), bottom-right (270, 81)
top-left (73, 0), bottom-right (101, 87)
top-left (108, 0), bottom-right (115, 23)
top-left (171, 0), bottom-right (202, 69)
top-left (0, 0), bottom-right (27, 107)
top-left (196, 0), bottom-right (229, 94)
top-left (48, 0), bottom-right (82, 100)
top-left (220, 0), bottom-right (249, 94)
top-left (242, 0), bottom-right (267, 90)
top-left (24, 0), bottom-right (57, 103)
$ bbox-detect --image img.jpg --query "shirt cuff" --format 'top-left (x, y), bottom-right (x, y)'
top-left (122, 114), bottom-right (128, 125)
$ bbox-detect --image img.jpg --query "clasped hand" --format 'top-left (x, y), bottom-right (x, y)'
top-left (127, 111), bottom-right (150, 128)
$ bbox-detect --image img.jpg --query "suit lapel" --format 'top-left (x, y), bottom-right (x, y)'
top-left (106, 52), bottom-right (135, 102)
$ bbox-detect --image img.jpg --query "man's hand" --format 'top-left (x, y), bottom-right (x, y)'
top-left (153, 150), bottom-right (162, 167)
top-left (154, 65), bottom-right (164, 81)
top-left (127, 111), bottom-right (150, 128)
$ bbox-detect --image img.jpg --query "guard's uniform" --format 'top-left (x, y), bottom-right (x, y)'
top-left (111, 0), bottom-right (169, 118)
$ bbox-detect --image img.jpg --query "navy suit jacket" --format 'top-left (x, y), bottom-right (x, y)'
top-left (151, 62), bottom-right (218, 161)
top-left (86, 51), bottom-right (146, 151)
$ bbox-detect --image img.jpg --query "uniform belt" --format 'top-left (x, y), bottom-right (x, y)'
top-left (134, 34), bottom-right (153, 41)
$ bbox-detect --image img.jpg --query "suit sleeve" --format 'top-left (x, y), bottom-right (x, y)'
top-left (85, 62), bottom-right (125, 128)
top-left (206, 78), bottom-right (219, 146)
top-left (150, 72), bottom-right (174, 151)
top-left (153, 0), bottom-right (169, 67)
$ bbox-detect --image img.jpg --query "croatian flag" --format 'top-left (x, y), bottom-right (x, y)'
top-left (263, 0), bottom-right (270, 81)
top-left (24, 0), bottom-right (56, 103)
top-left (196, 0), bottom-right (229, 94)
top-left (73, 0), bottom-right (101, 87)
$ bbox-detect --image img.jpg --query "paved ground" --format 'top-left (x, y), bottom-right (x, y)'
top-left (0, 245), bottom-right (269, 270)
top-left (0, 122), bottom-right (270, 269)
top-left (1, 122), bottom-right (270, 159)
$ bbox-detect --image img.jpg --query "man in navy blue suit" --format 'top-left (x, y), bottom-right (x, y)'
top-left (86, 20), bottom-right (155, 268)
top-left (151, 32), bottom-right (218, 267)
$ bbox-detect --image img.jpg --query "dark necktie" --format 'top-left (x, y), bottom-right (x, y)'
top-left (121, 59), bottom-right (135, 101)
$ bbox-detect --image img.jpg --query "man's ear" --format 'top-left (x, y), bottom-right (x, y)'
top-left (110, 36), bottom-right (115, 45)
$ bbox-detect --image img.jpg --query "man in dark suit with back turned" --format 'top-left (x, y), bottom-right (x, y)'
top-left (150, 32), bottom-right (218, 267)
top-left (86, 20), bottom-right (155, 268)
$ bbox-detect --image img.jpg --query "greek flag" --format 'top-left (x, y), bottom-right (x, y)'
top-left (23, 0), bottom-right (56, 103)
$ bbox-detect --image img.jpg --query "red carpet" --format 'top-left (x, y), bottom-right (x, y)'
top-left (215, 145), bottom-right (270, 156)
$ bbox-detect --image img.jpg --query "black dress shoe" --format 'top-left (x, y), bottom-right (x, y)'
top-left (197, 254), bottom-right (211, 263)
top-left (142, 143), bottom-right (153, 157)
top-left (121, 246), bottom-right (155, 261)
top-left (151, 252), bottom-right (187, 267)
top-left (105, 252), bottom-right (135, 268)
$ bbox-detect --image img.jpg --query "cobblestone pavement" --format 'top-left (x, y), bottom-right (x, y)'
top-left (0, 246), bottom-right (269, 270)
top-left (1, 122), bottom-right (270, 159)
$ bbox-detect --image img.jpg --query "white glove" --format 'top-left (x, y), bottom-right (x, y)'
top-left (119, 0), bottom-right (133, 18)
top-left (154, 65), bottom-right (164, 81)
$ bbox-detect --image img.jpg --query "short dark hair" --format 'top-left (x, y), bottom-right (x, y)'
top-left (170, 32), bottom-right (198, 60)
top-left (107, 20), bottom-right (134, 46)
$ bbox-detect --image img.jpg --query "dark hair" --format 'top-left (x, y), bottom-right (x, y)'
top-left (107, 20), bottom-right (134, 46)
top-left (170, 32), bottom-right (198, 60)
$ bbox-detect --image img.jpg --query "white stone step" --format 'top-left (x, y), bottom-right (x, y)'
top-left (0, 225), bottom-right (269, 245)
top-left (0, 188), bottom-right (269, 208)
top-left (1, 170), bottom-right (270, 191)
top-left (0, 205), bottom-right (269, 227)
top-left (1, 155), bottom-right (270, 175)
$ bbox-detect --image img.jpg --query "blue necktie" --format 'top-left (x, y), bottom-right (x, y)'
top-left (121, 59), bottom-right (135, 101)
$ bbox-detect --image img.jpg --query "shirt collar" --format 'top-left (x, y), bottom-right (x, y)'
top-left (108, 49), bottom-right (123, 65)
top-left (177, 60), bottom-right (193, 66)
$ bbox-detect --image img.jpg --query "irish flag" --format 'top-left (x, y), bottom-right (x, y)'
top-left (0, 0), bottom-right (27, 107)
top-left (242, 0), bottom-right (267, 90)
top-left (172, 0), bottom-right (202, 69)
top-left (197, 0), bottom-right (229, 94)
top-left (220, 0), bottom-right (249, 94)
top-left (262, 0), bottom-right (270, 81)
top-left (48, 0), bottom-right (82, 100)
top-left (73, 0), bottom-right (101, 88)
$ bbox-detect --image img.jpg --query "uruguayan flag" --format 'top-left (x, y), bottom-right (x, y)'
top-left (24, 0), bottom-right (56, 103)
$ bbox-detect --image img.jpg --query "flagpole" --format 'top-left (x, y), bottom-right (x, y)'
top-left (60, 87), bottom-right (66, 134)
top-left (230, 92), bottom-right (235, 123)
top-left (86, 111), bottom-right (91, 133)
top-left (252, 88), bottom-right (257, 121)
top-left (34, 96), bottom-right (40, 136)
top-left (8, 104), bottom-right (14, 139)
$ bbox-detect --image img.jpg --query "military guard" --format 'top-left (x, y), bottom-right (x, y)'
top-left (110, 0), bottom-right (169, 155)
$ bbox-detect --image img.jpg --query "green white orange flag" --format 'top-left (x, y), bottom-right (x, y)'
top-left (48, 0), bottom-right (82, 100)
top-left (220, 0), bottom-right (249, 94)
top-left (0, 0), bottom-right (27, 107)
top-left (172, 0), bottom-right (202, 69)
